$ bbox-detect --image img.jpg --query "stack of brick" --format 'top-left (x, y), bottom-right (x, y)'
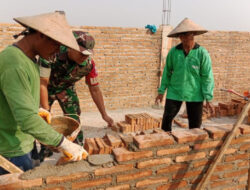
top-left (2, 124), bottom-right (249, 190)
top-left (216, 99), bottom-right (247, 117)
top-left (114, 113), bottom-right (162, 133)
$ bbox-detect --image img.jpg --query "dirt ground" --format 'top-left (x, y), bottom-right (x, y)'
top-left (41, 104), bottom-right (239, 166)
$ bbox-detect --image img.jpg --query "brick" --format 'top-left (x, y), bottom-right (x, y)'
top-left (204, 124), bottom-right (241, 139)
top-left (117, 170), bottom-right (152, 182)
top-left (176, 152), bottom-right (206, 162)
top-left (194, 140), bottom-right (223, 150)
top-left (230, 136), bottom-right (250, 144)
top-left (214, 163), bottom-right (234, 172)
top-left (222, 184), bottom-right (247, 190)
top-left (104, 134), bottom-right (122, 148)
top-left (137, 157), bottom-right (171, 168)
top-left (192, 159), bottom-right (212, 168)
top-left (0, 173), bottom-right (42, 190)
top-left (157, 163), bottom-right (189, 174)
top-left (119, 134), bottom-right (133, 147)
top-left (239, 124), bottom-right (250, 134)
top-left (112, 147), bottom-right (153, 162)
top-left (210, 179), bottom-right (233, 188)
top-left (95, 138), bottom-right (105, 154)
top-left (225, 153), bottom-right (249, 162)
top-left (133, 133), bottom-right (174, 149)
top-left (101, 138), bottom-right (112, 154)
top-left (136, 177), bottom-right (168, 188)
top-left (173, 170), bottom-right (203, 180)
top-left (72, 177), bottom-right (112, 189)
top-left (46, 172), bottom-right (88, 184)
top-left (157, 146), bottom-right (190, 156)
top-left (171, 128), bottom-right (208, 143)
top-left (95, 164), bottom-right (134, 176)
top-left (43, 187), bottom-right (66, 190)
top-left (117, 121), bottom-right (132, 133)
top-left (106, 184), bottom-right (130, 190)
top-left (237, 160), bottom-right (249, 167)
top-left (157, 181), bottom-right (188, 190)
top-left (84, 138), bottom-right (99, 154)
top-left (223, 168), bottom-right (248, 178)
top-left (209, 148), bottom-right (236, 156)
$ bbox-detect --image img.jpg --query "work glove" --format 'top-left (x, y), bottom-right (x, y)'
top-left (58, 137), bottom-right (88, 161)
top-left (38, 108), bottom-right (51, 124)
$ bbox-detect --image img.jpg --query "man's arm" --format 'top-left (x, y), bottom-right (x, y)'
top-left (40, 77), bottom-right (50, 110)
top-left (88, 85), bottom-right (114, 127)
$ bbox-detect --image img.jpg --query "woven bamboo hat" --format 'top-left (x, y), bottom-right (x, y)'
top-left (167, 18), bottom-right (207, 38)
top-left (13, 11), bottom-right (80, 52)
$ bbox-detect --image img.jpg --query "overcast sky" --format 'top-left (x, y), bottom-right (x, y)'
top-left (0, 0), bottom-right (249, 32)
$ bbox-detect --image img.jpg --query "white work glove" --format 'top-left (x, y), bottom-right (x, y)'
top-left (38, 108), bottom-right (51, 124)
top-left (58, 138), bottom-right (88, 161)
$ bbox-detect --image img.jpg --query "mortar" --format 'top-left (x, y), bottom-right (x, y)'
top-left (50, 116), bottom-right (80, 142)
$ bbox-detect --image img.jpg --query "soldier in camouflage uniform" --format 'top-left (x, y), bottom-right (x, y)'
top-left (38, 31), bottom-right (114, 161)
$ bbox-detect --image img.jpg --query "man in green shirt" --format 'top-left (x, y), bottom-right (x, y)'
top-left (0, 11), bottom-right (88, 174)
top-left (155, 18), bottom-right (214, 131)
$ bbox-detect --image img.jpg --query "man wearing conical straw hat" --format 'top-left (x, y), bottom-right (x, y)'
top-left (155, 18), bottom-right (214, 132)
top-left (0, 11), bottom-right (88, 174)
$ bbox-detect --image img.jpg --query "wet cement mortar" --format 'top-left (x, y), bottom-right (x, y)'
top-left (20, 106), bottom-right (241, 180)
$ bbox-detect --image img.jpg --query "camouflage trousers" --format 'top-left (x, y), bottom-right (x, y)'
top-left (49, 86), bottom-right (84, 145)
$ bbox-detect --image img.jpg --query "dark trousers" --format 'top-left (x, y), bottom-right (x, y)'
top-left (162, 99), bottom-right (203, 132)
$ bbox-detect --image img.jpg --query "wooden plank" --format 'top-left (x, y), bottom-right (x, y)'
top-left (0, 155), bottom-right (23, 173)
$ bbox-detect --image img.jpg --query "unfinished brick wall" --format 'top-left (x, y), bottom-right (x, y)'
top-left (0, 125), bottom-right (249, 189)
top-left (0, 24), bottom-right (250, 113)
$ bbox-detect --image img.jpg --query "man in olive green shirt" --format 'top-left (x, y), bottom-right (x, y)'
top-left (155, 18), bottom-right (214, 131)
top-left (0, 11), bottom-right (88, 174)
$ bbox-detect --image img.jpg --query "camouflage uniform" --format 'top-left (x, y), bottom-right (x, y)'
top-left (39, 32), bottom-right (98, 145)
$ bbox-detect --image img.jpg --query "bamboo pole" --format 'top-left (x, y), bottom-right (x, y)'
top-left (0, 155), bottom-right (23, 173)
top-left (196, 100), bottom-right (250, 190)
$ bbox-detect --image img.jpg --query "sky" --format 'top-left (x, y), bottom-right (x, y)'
top-left (0, 0), bottom-right (250, 32)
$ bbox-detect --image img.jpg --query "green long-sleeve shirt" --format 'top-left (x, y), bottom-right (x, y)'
top-left (0, 46), bottom-right (62, 158)
top-left (158, 43), bottom-right (214, 102)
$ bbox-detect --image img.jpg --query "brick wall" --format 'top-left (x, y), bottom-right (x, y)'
top-left (0, 125), bottom-right (249, 189)
top-left (0, 24), bottom-right (249, 113)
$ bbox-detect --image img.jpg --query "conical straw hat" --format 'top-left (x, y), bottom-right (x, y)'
top-left (13, 11), bottom-right (80, 52)
top-left (167, 18), bottom-right (207, 38)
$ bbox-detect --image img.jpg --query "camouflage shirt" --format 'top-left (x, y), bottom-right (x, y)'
top-left (39, 49), bottom-right (98, 94)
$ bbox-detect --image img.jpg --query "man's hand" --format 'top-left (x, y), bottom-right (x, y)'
top-left (155, 94), bottom-right (164, 104)
top-left (58, 138), bottom-right (88, 161)
top-left (38, 108), bottom-right (51, 124)
top-left (205, 101), bottom-right (215, 115)
top-left (103, 114), bottom-right (114, 127)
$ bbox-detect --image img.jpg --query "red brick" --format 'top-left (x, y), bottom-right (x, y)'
top-left (239, 124), bottom-right (250, 134)
top-left (225, 153), bottom-right (249, 162)
top-left (204, 125), bottom-right (237, 139)
top-left (209, 148), bottom-right (236, 156)
top-left (214, 163), bottom-right (234, 172)
top-left (192, 159), bottom-right (212, 168)
top-left (157, 181), bottom-right (188, 190)
top-left (43, 187), bottom-right (65, 190)
top-left (237, 160), bottom-right (249, 167)
top-left (230, 136), bottom-right (250, 144)
top-left (84, 138), bottom-right (99, 154)
top-left (95, 138), bottom-right (105, 154)
top-left (72, 177), bottom-right (112, 189)
top-left (137, 157), bottom-right (171, 168)
top-left (173, 170), bottom-right (203, 180)
top-left (95, 164), bottom-right (133, 176)
top-left (117, 170), bottom-right (152, 182)
top-left (106, 184), bottom-right (130, 190)
top-left (239, 143), bottom-right (250, 151)
top-left (176, 152), bottom-right (206, 162)
top-left (171, 128), bottom-right (208, 143)
top-left (104, 134), bottom-right (122, 148)
top-left (136, 177), bottom-right (168, 188)
top-left (157, 163), bottom-right (189, 174)
top-left (194, 140), bottom-right (223, 150)
top-left (133, 133), bottom-right (174, 149)
top-left (223, 168), bottom-right (248, 178)
top-left (46, 172), bottom-right (88, 184)
top-left (157, 146), bottom-right (190, 156)
top-left (112, 147), bottom-right (153, 162)
top-left (0, 173), bottom-right (42, 190)
top-left (119, 134), bottom-right (133, 147)
top-left (210, 179), bottom-right (233, 188)
top-left (222, 184), bottom-right (247, 190)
